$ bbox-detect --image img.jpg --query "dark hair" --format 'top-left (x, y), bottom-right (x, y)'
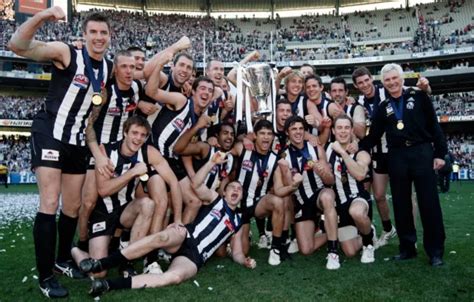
top-left (82, 12), bottom-right (111, 33)
top-left (192, 76), bottom-right (214, 91)
top-left (352, 67), bottom-right (372, 84)
top-left (276, 99), bottom-right (292, 109)
top-left (301, 63), bottom-right (316, 76)
top-left (332, 114), bottom-right (353, 128)
top-left (330, 77), bottom-right (348, 91)
top-left (215, 122), bottom-right (235, 137)
top-left (123, 116), bottom-right (151, 137)
top-left (126, 46), bottom-right (145, 53)
top-left (113, 50), bottom-right (132, 65)
top-left (254, 120), bottom-right (274, 134)
top-left (206, 59), bottom-right (223, 70)
top-left (173, 52), bottom-right (194, 68)
top-left (305, 74), bottom-right (323, 86)
top-left (224, 180), bottom-right (242, 192)
top-left (284, 115), bottom-right (307, 133)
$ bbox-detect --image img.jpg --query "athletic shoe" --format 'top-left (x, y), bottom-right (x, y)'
top-left (258, 235), bottom-right (270, 249)
top-left (119, 262), bottom-right (137, 278)
top-left (326, 253), bottom-right (340, 270)
top-left (361, 245), bottom-right (375, 263)
top-left (54, 261), bottom-right (87, 279)
top-left (39, 276), bottom-right (68, 299)
top-left (287, 239), bottom-right (299, 254)
top-left (79, 258), bottom-right (103, 274)
top-left (268, 248), bottom-right (281, 266)
top-left (119, 239), bottom-right (129, 250)
top-left (375, 226), bottom-right (397, 249)
top-left (143, 261), bottom-right (163, 275)
top-left (89, 279), bottom-right (109, 297)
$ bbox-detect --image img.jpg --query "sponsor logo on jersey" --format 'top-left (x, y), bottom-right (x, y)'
top-left (224, 219), bottom-right (234, 231)
top-left (242, 160), bottom-right (253, 171)
top-left (92, 221), bottom-right (106, 233)
top-left (210, 165), bottom-right (218, 174)
top-left (107, 107), bottom-right (122, 116)
top-left (172, 118), bottom-right (185, 131)
top-left (72, 74), bottom-right (89, 89)
top-left (210, 209), bottom-right (222, 220)
top-left (41, 149), bottom-right (59, 161)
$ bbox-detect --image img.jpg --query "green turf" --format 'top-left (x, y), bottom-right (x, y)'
top-left (0, 182), bottom-right (473, 301)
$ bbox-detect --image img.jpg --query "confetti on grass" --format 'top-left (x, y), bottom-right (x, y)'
top-left (0, 194), bottom-right (38, 227)
top-left (22, 276), bottom-right (28, 283)
top-left (193, 280), bottom-right (200, 287)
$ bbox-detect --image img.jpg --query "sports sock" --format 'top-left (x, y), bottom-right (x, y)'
top-left (281, 230), bottom-right (289, 243)
top-left (266, 216), bottom-right (273, 232)
top-left (271, 235), bottom-right (282, 250)
top-left (382, 219), bottom-right (392, 233)
top-left (109, 236), bottom-right (120, 253)
top-left (34, 212), bottom-right (57, 281)
top-left (100, 250), bottom-right (128, 270)
top-left (77, 239), bottom-right (89, 252)
top-left (121, 229), bottom-right (131, 242)
top-left (327, 240), bottom-right (339, 254)
top-left (57, 211), bottom-right (78, 263)
top-left (107, 276), bottom-right (132, 290)
top-left (255, 218), bottom-right (266, 237)
top-left (290, 223), bottom-right (296, 240)
top-left (144, 250), bottom-right (158, 266)
top-left (362, 228), bottom-right (374, 247)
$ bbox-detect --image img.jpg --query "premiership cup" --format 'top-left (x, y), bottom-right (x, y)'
top-left (244, 63), bottom-right (273, 116)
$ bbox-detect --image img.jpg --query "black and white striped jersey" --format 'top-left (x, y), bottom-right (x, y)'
top-left (93, 79), bottom-right (142, 144)
top-left (272, 130), bottom-right (288, 155)
top-left (186, 196), bottom-right (242, 263)
top-left (192, 146), bottom-right (235, 191)
top-left (357, 84), bottom-right (388, 154)
top-left (97, 141), bottom-right (148, 214)
top-left (326, 142), bottom-right (368, 206)
top-left (280, 93), bottom-right (309, 118)
top-left (150, 98), bottom-right (196, 159)
top-left (139, 72), bottom-right (182, 127)
top-left (316, 95), bottom-right (332, 117)
top-left (236, 149), bottom-right (279, 208)
top-left (282, 141), bottom-right (324, 205)
top-left (32, 45), bottom-right (113, 146)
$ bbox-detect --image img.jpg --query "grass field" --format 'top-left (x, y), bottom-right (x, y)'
top-left (0, 182), bottom-right (473, 301)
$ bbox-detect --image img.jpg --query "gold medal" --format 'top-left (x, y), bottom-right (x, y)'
top-left (397, 121), bottom-right (404, 130)
top-left (210, 115), bottom-right (217, 124)
top-left (307, 160), bottom-right (314, 169)
top-left (92, 93), bottom-right (103, 106)
top-left (215, 180), bottom-right (221, 188)
top-left (341, 175), bottom-right (348, 184)
top-left (139, 174), bottom-right (149, 182)
top-left (257, 179), bottom-right (263, 187)
top-left (191, 136), bottom-right (198, 143)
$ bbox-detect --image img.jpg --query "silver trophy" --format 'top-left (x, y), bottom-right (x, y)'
top-left (244, 63), bottom-right (273, 116)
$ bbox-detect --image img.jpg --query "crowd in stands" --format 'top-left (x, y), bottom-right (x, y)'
top-left (0, 96), bottom-right (45, 120)
top-left (0, 135), bottom-right (30, 173)
top-left (433, 92), bottom-right (474, 116)
top-left (446, 134), bottom-right (473, 168)
top-left (1, 0), bottom-right (474, 63)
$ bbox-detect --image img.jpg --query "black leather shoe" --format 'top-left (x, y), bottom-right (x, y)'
top-left (392, 252), bottom-right (417, 261)
top-left (429, 256), bottom-right (444, 267)
top-left (79, 258), bottom-right (103, 273)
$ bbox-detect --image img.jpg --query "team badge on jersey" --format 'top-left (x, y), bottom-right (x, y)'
top-left (406, 98), bottom-right (415, 110)
top-left (172, 118), bottom-right (185, 131)
top-left (107, 107), bottom-right (122, 116)
top-left (242, 160), bottom-right (254, 171)
top-left (72, 74), bottom-right (89, 89)
top-left (386, 104), bottom-right (394, 116)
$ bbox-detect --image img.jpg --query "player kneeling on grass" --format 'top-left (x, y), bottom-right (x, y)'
top-left (79, 152), bottom-right (255, 297)
top-left (71, 116), bottom-right (182, 277)
top-left (325, 114), bottom-right (375, 263)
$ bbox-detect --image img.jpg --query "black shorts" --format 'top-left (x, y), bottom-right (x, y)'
top-left (88, 203), bottom-right (127, 239)
top-left (336, 192), bottom-right (372, 228)
top-left (373, 153), bottom-right (389, 174)
top-left (165, 157), bottom-right (187, 181)
top-left (294, 188), bottom-right (323, 223)
top-left (173, 233), bottom-right (204, 269)
top-left (241, 205), bottom-right (256, 225)
top-left (30, 132), bottom-right (88, 174)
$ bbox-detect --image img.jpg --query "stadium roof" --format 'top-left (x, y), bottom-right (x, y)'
top-left (75, 0), bottom-right (409, 13)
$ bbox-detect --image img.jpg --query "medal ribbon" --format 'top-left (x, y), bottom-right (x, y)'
top-left (290, 142), bottom-right (311, 173)
top-left (82, 47), bottom-right (104, 94)
top-left (113, 80), bottom-right (124, 109)
top-left (389, 95), bottom-right (404, 124)
top-left (256, 152), bottom-right (270, 179)
top-left (223, 199), bottom-right (241, 231)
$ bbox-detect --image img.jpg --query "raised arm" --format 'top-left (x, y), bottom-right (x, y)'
top-left (191, 152), bottom-right (225, 202)
top-left (332, 141), bottom-right (370, 181)
top-left (174, 114), bottom-right (212, 156)
top-left (227, 50), bottom-right (260, 86)
top-left (8, 6), bottom-right (70, 67)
